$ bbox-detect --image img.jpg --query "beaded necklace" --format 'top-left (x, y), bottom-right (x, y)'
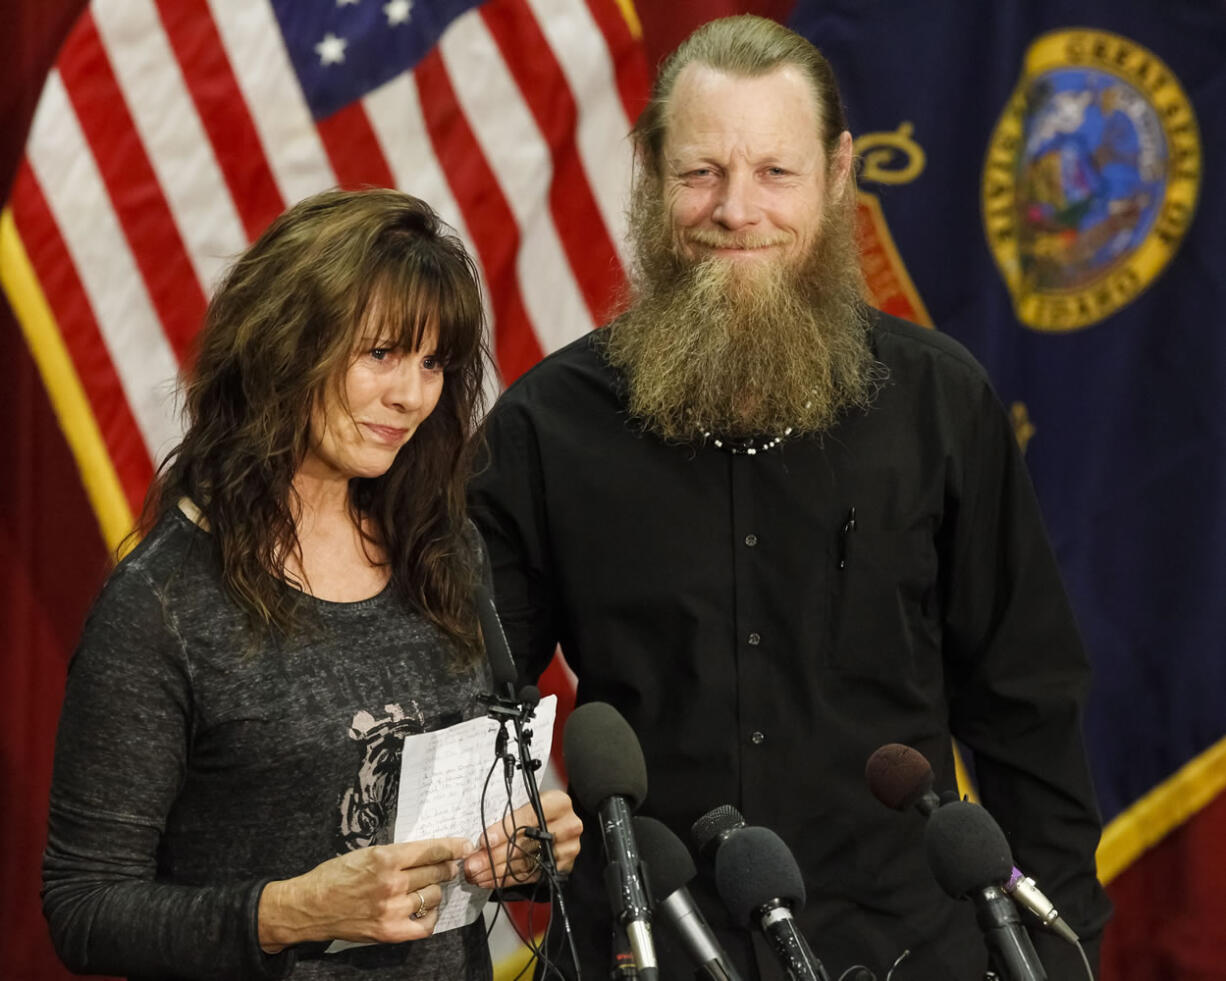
top-left (702, 426), bottom-right (794, 455)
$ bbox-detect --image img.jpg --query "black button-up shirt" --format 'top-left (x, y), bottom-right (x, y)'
top-left (470, 312), bottom-right (1111, 980)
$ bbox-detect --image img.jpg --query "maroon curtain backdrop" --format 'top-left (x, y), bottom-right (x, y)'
top-left (2, 4), bottom-right (103, 978)
top-left (3, 3), bottom-right (1220, 979)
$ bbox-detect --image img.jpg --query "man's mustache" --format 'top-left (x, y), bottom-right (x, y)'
top-left (683, 230), bottom-right (791, 251)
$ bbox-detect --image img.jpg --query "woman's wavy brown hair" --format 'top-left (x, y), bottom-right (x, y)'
top-left (148, 188), bottom-right (489, 662)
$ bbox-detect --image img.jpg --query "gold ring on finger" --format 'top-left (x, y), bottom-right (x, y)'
top-left (411, 889), bottom-right (428, 919)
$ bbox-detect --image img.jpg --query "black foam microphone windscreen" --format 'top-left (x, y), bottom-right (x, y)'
top-left (563, 702), bottom-right (657, 976)
top-left (714, 826), bottom-right (806, 925)
top-left (562, 701), bottom-right (648, 811)
top-left (634, 816), bottom-right (697, 897)
top-left (924, 800), bottom-right (1015, 899)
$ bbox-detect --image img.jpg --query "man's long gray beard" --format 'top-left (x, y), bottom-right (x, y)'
top-left (602, 175), bottom-right (882, 443)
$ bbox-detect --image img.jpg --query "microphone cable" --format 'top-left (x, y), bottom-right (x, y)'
top-left (478, 694), bottom-right (580, 980)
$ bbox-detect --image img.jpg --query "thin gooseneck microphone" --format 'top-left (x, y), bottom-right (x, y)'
top-left (714, 826), bottom-right (832, 981)
top-left (474, 582), bottom-right (520, 696)
top-left (925, 801), bottom-right (1047, 981)
top-left (473, 583), bottom-right (579, 973)
top-left (563, 702), bottom-right (658, 980)
top-left (633, 816), bottom-right (745, 981)
top-left (865, 742), bottom-right (1078, 944)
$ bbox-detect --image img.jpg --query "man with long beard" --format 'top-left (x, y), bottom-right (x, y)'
top-left (470, 15), bottom-right (1111, 980)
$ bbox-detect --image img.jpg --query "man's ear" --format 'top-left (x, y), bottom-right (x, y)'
top-left (830, 130), bottom-right (854, 201)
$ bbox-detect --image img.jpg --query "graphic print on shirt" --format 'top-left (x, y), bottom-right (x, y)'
top-left (337, 704), bottom-right (422, 851)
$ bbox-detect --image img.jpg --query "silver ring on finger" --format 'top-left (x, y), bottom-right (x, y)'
top-left (411, 889), bottom-right (428, 920)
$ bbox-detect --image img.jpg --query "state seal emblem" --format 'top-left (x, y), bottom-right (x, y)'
top-left (983, 29), bottom-right (1201, 331)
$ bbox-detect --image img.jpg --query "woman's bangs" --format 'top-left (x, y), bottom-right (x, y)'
top-left (366, 254), bottom-right (480, 365)
top-left (431, 263), bottom-right (483, 366)
top-left (350, 262), bottom-right (432, 355)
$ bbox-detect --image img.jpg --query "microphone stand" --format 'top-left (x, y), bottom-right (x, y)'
top-left (487, 688), bottom-right (582, 977)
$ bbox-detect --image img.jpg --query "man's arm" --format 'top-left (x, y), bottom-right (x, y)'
top-left (941, 382), bottom-right (1113, 975)
top-left (469, 399), bottom-right (563, 684)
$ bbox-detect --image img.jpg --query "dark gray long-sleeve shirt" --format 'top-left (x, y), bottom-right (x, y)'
top-left (43, 507), bottom-right (494, 980)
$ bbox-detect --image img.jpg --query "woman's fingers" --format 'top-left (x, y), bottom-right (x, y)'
top-left (537, 790), bottom-right (583, 875)
top-left (462, 792), bottom-right (584, 887)
top-left (384, 836), bottom-right (469, 871)
top-left (403, 858), bottom-right (462, 892)
top-left (403, 881), bottom-right (445, 920)
top-left (357, 868), bottom-right (452, 944)
top-left (463, 843), bottom-right (541, 889)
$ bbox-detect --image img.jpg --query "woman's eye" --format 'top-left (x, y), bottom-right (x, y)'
top-left (422, 355), bottom-right (444, 372)
top-left (366, 344), bottom-right (401, 363)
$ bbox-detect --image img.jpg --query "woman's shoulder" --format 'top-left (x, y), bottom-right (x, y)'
top-left (117, 503), bottom-right (209, 572)
top-left (98, 506), bottom-right (222, 618)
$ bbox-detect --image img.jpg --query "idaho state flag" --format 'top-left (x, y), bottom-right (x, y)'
top-left (791, 0), bottom-right (1226, 974)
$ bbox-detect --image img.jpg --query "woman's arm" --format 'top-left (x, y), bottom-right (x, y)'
top-left (45, 556), bottom-right (478, 978)
top-left (42, 562), bottom-right (295, 980)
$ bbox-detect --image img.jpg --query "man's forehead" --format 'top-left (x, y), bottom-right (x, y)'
top-left (662, 64), bottom-right (824, 162)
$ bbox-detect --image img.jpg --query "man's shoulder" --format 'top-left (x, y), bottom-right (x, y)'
top-left (494, 330), bottom-right (616, 409)
top-left (871, 311), bottom-right (990, 386)
top-left (506, 330), bottom-right (605, 382)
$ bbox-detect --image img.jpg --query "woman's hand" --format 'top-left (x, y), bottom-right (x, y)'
top-left (462, 789), bottom-right (583, 889)
top-left (257, 836), bottom-right (469, 952)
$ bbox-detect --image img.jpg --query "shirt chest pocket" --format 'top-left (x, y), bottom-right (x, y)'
top-left (826, 525), bottom-right (940, 679)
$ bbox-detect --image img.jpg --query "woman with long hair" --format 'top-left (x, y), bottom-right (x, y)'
top-left (42, 188), bottom-right (580, 979)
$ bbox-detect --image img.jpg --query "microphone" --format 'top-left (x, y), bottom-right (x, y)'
top-left (474, 582), bottom-right (519, 698)
top-left (925, 801), bottom-right (1047, 981)
top-left (517, 684), bottom-right (541, 708)
top-left (691, 804), bottom-right (746, 862)
top-left (865, 743), bottom-right (1078, 944)
top-left (563, 702), bottom-right (658, 979)
top-left (714, 826), bottom-right (831, 981)
top-left (633, 816), bottom-right (745, 981)
top-left (865, 742), bottom-right (943, 816)
top-left (473, 585), bottom-right (582, 972)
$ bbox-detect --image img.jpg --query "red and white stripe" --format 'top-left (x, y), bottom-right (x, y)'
top-left (13, 0), bottom-right (646, 518)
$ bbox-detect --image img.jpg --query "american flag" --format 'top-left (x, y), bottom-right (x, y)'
top-left (6, 0), bottom-right (648, 555)
top-left (4, 0), bottom-right (646, 971)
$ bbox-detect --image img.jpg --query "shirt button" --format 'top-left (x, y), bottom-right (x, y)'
top-left (744, 533), bottom-right (758, 547)
top-left (747, 632), bottom-right (761, 646)
top-left (750, 731), bottom-right (765, 745)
